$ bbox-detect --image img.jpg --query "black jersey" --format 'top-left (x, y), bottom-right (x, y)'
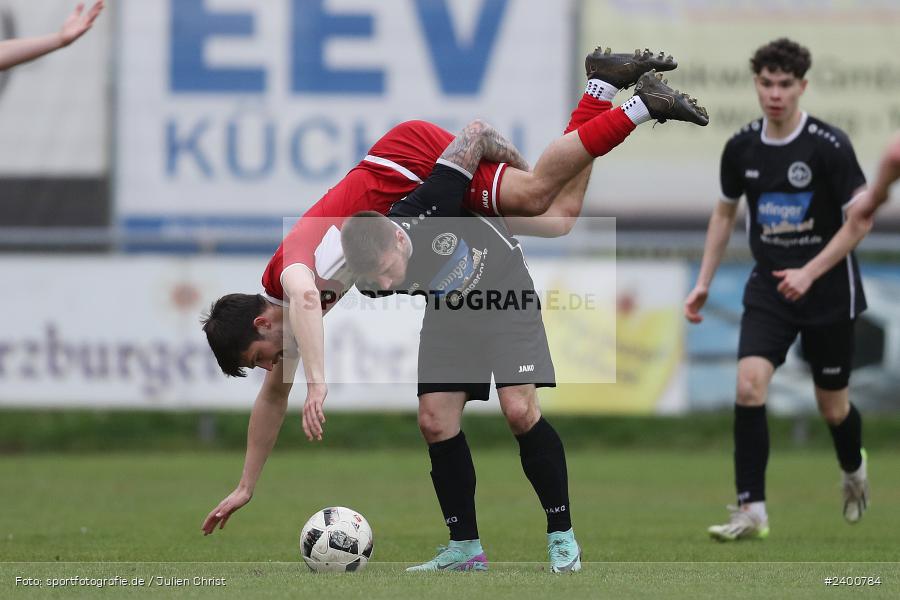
top-left (384, 161), bottom-right (530, 304)
top-left (720, 113), bottom-right (867, 324)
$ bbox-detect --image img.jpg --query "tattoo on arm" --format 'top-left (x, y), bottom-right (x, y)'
top-left (440, 120), bottom-right (530, 175)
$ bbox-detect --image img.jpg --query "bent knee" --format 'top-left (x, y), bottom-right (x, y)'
top-left (502, 401), bottom-right (540, 434)
top-left (736, 376), bottom-right (767, 406)
top-left (417, 411), bottom-right (454, 442)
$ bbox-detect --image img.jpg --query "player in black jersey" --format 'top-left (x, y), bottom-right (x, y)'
top-left (684, 39), bottom-right (871, 541)
top-left (340, 122), bottom-right (582, 573)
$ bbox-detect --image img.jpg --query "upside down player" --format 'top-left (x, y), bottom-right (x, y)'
top-left (684, 39), bottom-right (872, 541)
top-left (338, 117), bottom-right (592, 572)
top-left (200, 47), bottom-right (709, 538)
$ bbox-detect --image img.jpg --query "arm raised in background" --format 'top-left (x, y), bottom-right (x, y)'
top-left (281, 266), bottom-right (330, 442)
top-left (0, 2), bottom-right (104, 71)
top-left (684, 199), bottom-right (740, 323)
top-left (201, 357), bottom-right (295, 535)
top-left (850, 132), bottom-right (900, 221)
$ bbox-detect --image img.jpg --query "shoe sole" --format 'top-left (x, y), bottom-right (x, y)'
top-left (406, 557), bottom-right (489, 573)
top-left (584, 47), bottom-right (677, 87)
top-left (635, 72), bottom-right (709, 126)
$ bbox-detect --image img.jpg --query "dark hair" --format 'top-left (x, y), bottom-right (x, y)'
top-left (201, 293), bottom-right (267, 377)
top-left (750, 38), bottom-right (812, 78)
top-left (340, 211), bottom-right (397, 275)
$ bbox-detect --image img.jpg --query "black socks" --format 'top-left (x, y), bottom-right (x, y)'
top-left (734, 404), bottom-right (769, 504)
top-left (428, 431), bottom-right (479, 541)
top-left (516, 417), bottom-right (572, 533)
top-left (829, 403), bottom-right (863, 473)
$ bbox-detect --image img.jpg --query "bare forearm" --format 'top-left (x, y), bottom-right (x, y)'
top-left (802, 213), bottom-right (872, 281)
top-left (479, 123), bottom-right (530, 171)
top-left (0, 34), bottom-right (63, 71)
top-left (238, 385), bottom-right (289, 493)
top-left (696, 207), bottom-right (737, 289)
top-left (283, 268), bottom-right (327, 384)
top-left (441, 120), bottom-right (530, 174)
top-left (872, 153), bottom-right (900, 207)
top-left (289, 297), bottom-right (325, 384)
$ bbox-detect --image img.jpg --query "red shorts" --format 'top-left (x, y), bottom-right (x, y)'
top-left (463, 162), bottom-right (508, 217)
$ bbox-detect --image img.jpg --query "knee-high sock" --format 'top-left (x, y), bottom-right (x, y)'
top-left (734, 404), bottom-right (769, 504)
top-left (429, 431), bottom-right (479, 541)
top-left (564, 94), bottom-right (612, 134)
top-left (576, 108), bottom-right (636, 157)
top-left (829, 403), bottom-right (863, 472)
top-left (516, 417), bottom-right (572, 533)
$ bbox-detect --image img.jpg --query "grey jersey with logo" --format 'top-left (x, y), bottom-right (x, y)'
top-left (386, 163), bottom-right (527, 300)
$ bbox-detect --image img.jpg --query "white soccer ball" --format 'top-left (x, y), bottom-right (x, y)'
top-left (299, 506), bottom-right (374, 572)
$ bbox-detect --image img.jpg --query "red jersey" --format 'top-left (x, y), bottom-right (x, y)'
top-left (261, 120), bottom-right (509, 309)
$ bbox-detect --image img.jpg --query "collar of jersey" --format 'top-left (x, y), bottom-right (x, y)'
top-left (760, 111), bottom-right (808, 146)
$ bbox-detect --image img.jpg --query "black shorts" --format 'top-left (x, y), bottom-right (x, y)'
top-left (738, 306), bottom-right (855, 390)
top-left (416, 289), bottom-right (556, 401)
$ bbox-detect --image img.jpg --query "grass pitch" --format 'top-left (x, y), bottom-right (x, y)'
top-left (2, 448), bottom-right (898, 598)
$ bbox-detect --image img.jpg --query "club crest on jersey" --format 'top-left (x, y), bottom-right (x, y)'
top-left (432, 233), bottom-right (458, 256)
top-left (787, 161), bottom-right (812, 188)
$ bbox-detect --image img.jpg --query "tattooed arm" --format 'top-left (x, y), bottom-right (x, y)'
top-left (440, 119), bottom-right (530, 175)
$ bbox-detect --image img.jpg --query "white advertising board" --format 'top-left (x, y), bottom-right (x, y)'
top-left (0, 255), bottom-right (695, 414)
top-left (116, 0), bottom-right (572, 241)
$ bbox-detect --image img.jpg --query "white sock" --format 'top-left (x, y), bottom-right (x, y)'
top-left (586, 79), bottom-right (618, 102)
top-left (744, 501), bottom-right (767, 520)
top-left (621, 95), bottom-right (651, 125)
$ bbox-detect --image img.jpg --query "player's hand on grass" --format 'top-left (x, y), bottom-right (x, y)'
top-left (684, 286), bottom-right (709, 323)
top-left (302, 382), bottom-right (328, 442)
top-left (202, 487), bottom-right (252, 536)
top-left (773, 268), bottom-right (812, 301)
top-left (59, 1), bottom-right (104, 47)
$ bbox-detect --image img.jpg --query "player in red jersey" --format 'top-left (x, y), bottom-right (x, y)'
top-left (200, 47), bottom-right (710, 535)
top-left (0, 2), bottom-right (103, 71)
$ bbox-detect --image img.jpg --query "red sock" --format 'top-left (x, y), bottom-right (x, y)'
top-left (576, 108), bottom-right (636, 157)
top-left (564, 94), bottom-right (612, 134)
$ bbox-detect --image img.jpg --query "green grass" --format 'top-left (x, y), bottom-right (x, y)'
top-left (1, 449), bottom-right (899, 598)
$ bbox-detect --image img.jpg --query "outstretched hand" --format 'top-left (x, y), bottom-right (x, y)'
top-left (59, 2), bottom-right (104, 47)
top-left (201, 487), bottom-right (252, 536)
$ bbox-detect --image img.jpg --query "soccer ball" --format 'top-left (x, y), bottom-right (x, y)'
top-left (299, 507), bottom-right (374, 572)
